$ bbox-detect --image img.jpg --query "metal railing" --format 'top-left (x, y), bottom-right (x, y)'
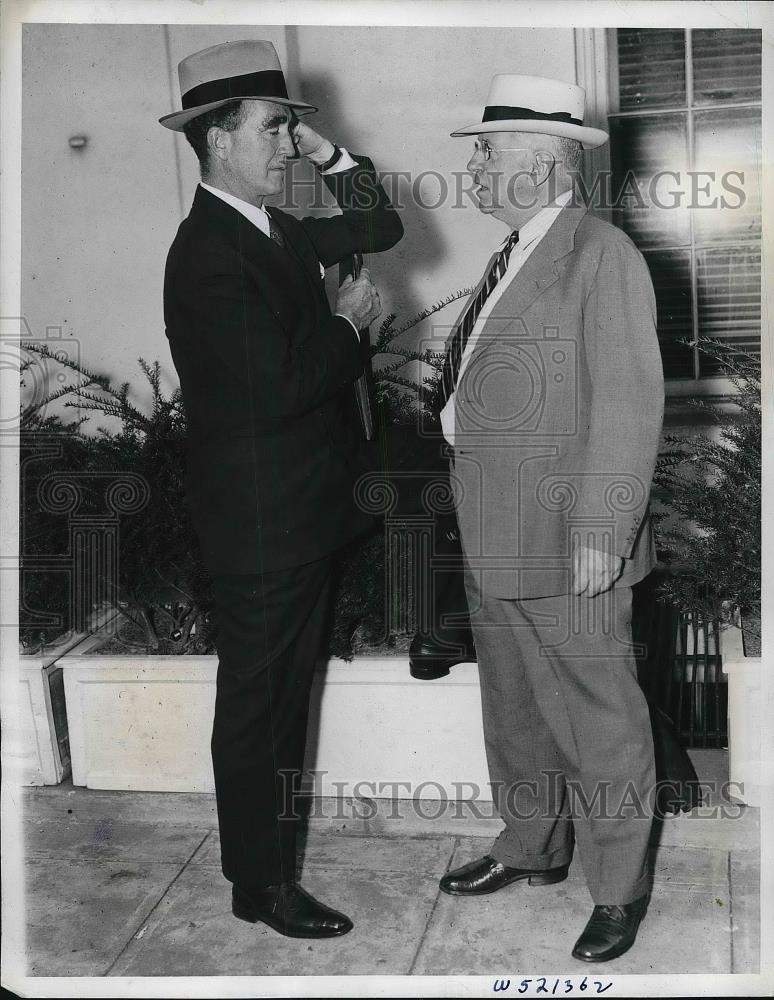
top-left (633, 574), bottom-right (727, 748)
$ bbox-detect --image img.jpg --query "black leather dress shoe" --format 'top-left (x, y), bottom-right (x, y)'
top-left (439, 855), bottom-right (569, 895)
top-left (571, 895), bottom-right (648, 963)
top-left (232, 883), bottom-right (353, 938)
top-left (409, 631), bottom-right (476, 680)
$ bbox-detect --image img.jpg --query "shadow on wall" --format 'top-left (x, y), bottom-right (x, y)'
top-left (281, 29), bottom-right (453, 360)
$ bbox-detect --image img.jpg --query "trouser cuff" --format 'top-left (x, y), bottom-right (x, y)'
top-left (491, 840), bottom-right (573, 871)
top-left (592, 870), bottom-right (651, 906)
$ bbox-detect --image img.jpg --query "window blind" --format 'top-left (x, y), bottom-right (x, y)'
top-left (616, 29), bottom-right (686, 110)
top-left (692, 29), bottom-right (762, 106)
top-left (611, 28), bottom-right (761, 379)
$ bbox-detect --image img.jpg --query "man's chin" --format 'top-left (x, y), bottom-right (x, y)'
top-left (255, 179), bottom-right (286, 201)
top-left (475, 196), bottom-right (498, 215)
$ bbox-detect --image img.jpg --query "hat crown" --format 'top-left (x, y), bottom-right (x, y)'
top-left (449, 72), bottom-right (607, 148)
top-left (159, 38), bottom-right (315, 131)
top-left (486, 74), bottom-right (586, 120)
top-left (178, 40), bottom-right (282, 97)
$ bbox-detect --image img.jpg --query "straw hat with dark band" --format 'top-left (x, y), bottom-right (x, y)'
top-left (159, 40), bottom-right (316, 132)
top-left (451, 74), bottom-right (608, 149)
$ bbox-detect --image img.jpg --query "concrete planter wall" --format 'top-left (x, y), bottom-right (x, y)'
top-left (15, 656), bottom-right (69, 785)
top-left (62, 655), bottom-right (490, 799)
top-left (722, 624), bottom-right (768, 807)
top-left (57, 629), bottom-right (766, 804)
top-left (15, 611), bottom-right (120, 785)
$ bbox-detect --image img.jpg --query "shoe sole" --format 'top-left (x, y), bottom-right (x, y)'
top-left (409, 655), bottom-right (475, 680)
top-left (410, 662), bottom-right (451, 680)
top-left (571, 910), bottom-right (647, 964)
top-left (440, 867), bottom-right (569, 896)
top-left (232, 901), bottom-right (353, 938)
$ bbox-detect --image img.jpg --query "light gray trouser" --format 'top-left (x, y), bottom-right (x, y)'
top-left (465, 571), bottom-right (655, 904)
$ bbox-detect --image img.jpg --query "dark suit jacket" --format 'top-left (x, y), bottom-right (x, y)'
top-left (164, 156), bottom-right (403, 574)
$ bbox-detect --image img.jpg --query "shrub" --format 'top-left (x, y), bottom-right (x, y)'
top-left (653, 338), bottom-right (761, 650)
top-left (19, 289), bottom-right (468, 656)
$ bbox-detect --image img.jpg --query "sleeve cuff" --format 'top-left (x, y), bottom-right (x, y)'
top-left (322, 148), bottom-right (358, 174)
top-left (335, 313), bottom-right (361, 340)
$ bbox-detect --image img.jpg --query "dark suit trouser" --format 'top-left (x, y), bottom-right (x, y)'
top-left (464, 571), bottom-right (655, 904)
top-left (211, 557), bottom-right (333, 888)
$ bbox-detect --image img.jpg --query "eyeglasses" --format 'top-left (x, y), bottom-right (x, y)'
top-left (473, 139), bottom-right (529, 161)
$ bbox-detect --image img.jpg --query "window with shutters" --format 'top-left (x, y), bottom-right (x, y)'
top-left (606, 28), bottom-right (762, 382)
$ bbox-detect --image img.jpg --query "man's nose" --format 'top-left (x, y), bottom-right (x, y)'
top-left (468, 149), bottom-right (484, 172)
top-left (278, 132), bottom-right (296, 157)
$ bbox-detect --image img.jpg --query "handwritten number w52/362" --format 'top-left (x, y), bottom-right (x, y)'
top-left (512, 978), bottom-right (612, 995)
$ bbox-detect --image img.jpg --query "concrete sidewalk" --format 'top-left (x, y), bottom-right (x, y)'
top-left (21, 764), bottom-right (759, 980)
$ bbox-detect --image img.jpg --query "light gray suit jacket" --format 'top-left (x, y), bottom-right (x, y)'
top-left (451, 204), bottom-right (664, 599)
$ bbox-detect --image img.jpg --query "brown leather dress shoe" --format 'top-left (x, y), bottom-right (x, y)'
top-left (571, 895), bottom-right (648, 963)
top-left (439, 855), bottom-right (569, 896)
top-left (232, 883), bottom-right (353, 938)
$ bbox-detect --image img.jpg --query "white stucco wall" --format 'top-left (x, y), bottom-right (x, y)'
top-left (22, 23), bottom-right (577, 414)
top-left (22, 24), bottom-right (184, 411)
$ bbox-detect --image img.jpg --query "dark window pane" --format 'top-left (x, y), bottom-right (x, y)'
top-left (616, 28), bottom-right (686, 109)
top-left (696, 246), bottom-right (761, 375)
top-left (692, 29), bottom-right (762, 105)
top-left (693, 108), bottom-right (761, 245)
top-left (610, 114), bottom-right (690, 248)
top-left (643, 249), bottom-right (695, 378)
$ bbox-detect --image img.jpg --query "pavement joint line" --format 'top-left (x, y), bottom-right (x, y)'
top-left (406, 835), bottom-right (459, 976)
top-left (101, 829), bottom-right (211, 977)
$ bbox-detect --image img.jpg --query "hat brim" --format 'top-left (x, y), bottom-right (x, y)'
top-left (450, 118), bottom-right (608, 149)
top-left (159, 96), bottom-right (317, 132)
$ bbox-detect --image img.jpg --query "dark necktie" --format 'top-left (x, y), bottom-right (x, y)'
top-left (267, 214), bottom-right (286, 249)
top-left (440, 230), bottom-right (519, 405)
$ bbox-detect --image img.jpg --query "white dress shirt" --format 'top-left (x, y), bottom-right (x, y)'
top-left (440, 188), bottom-right (574, 446)
top-left (200, 147), bottom-right (360, 337)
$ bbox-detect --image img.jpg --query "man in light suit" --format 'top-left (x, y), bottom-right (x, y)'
top-left (160, 40), bottom-right (402, 939)
top-left (438, 75), bottom-right (664, 963)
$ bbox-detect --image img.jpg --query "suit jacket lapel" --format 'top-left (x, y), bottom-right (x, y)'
top-left (267, 208), bottom-right (328, 306)
top-left (188, 188), bottom-right (326, 318)
top-left (190, 186), bottom-right (278, 269)
top-left (462, 205), bottom-right (587, 372)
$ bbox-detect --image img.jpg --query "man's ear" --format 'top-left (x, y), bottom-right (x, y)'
top-left (208, 126), bottom-right (230, 164)
top-left (533, 150), bottom-right (557, 186)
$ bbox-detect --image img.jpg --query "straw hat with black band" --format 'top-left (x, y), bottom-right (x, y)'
top-left (159, 39), bottom-right (317, 132)
top-left (450, 73), bottom-right (608, 149)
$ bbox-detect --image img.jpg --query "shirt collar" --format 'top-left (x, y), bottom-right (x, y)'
top-left (199, 182), bottom-right (271, 237)
top-left (503, 187), bottom-right (574, 250)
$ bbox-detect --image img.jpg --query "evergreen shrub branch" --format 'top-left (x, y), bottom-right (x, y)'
top-left (19, 291), bottom-right (466, 656)
top-left (654, 337), bottom-right (761, 642)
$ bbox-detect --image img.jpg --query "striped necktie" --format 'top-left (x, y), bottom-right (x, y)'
top-left (440, 230), bottom-right (519, 405)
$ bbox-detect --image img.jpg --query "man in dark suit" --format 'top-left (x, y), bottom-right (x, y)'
top-left (159, 40), bottom-right (402, 939)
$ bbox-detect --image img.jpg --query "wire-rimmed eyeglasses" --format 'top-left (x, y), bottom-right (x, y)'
top-left (473, 139), bottom-right (529, 161)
